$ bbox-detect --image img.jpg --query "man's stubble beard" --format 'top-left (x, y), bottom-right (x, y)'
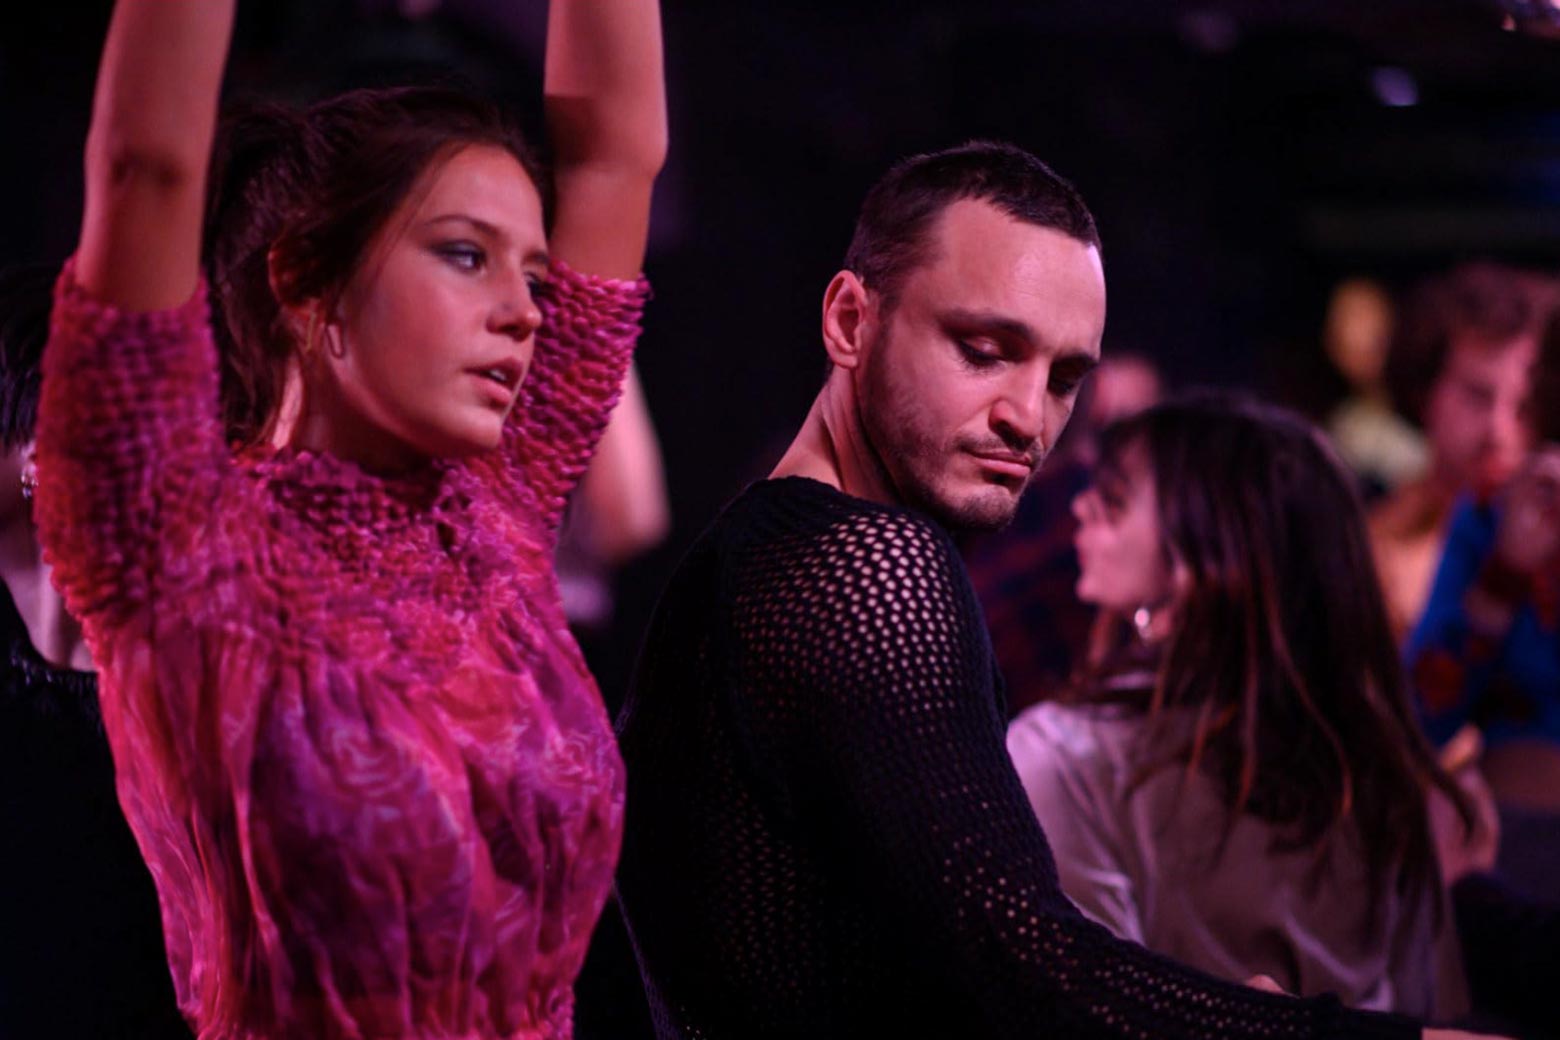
top-left (857, 340), bottom-right (1033, 535)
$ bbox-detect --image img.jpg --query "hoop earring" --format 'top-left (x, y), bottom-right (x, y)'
top-left (326, 326), bottom-right (346, 361)
top-left (1132, 606), bottom-right (1154, 642)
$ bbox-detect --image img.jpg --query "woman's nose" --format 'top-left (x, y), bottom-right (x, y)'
top-left (1071, 488), bottom-right (1095, 524)
top-left (489, 286), bottom-right (543, 341)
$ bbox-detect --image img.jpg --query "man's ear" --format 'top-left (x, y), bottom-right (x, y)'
top-left (821, 270), bottom-right (877, 371)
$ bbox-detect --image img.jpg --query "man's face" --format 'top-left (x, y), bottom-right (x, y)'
top-left (857, 199), bottom-right (1107, 532)
top-left (1425, 332), bottom-right (1538, 492)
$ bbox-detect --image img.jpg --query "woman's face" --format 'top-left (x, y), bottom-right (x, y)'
top-left (298, 143), bottom-right (549, 469)
top-left (1071, 441), bottom-right (1176, 615)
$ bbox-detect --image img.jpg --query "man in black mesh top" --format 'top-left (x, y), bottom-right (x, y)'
top-left (615, 142), bottom-right (1479, 1040)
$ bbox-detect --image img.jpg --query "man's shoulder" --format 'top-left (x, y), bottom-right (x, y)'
top-left (738, 480), bottom-right (964, 588)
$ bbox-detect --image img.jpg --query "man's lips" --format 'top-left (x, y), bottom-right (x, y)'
top-left (968, 450), bottom-right (1036, 479)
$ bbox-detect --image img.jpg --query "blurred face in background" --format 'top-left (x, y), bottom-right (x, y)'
top-left (1424, 333), bottom-right (1538, 493)
top-left (1065, 354), bottom-right (1164, 467)
top-left (1324, 278), bottom-right (1395, 393)
top-left (1071, 440), bottom-right (1175, 615)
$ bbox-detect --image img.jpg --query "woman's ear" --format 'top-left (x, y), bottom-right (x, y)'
top-left (18, 442), bottom-right (38, 503)
top-left (1164, 557), bottom-right (1195, 624)
top-left (268, 248), bottom-right (305, 339)
top-left (1141, 552), bottom-right (1193, 643)
top-left (820, 270), bottom-right (878, 371)
top-left (267, 246), bottom-right (323, 352)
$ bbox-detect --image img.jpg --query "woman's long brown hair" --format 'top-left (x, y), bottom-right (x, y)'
top-left (1078, 395), bottom-right (1473, 916)
top-left (203, 86), bottom-right (542, 447)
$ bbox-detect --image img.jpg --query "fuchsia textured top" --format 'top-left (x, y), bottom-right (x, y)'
top-left (35, 259), bottom-right (648, 1040)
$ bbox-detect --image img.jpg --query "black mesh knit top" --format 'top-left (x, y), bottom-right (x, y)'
top-left (0, 584), bottom-right (189, 1038)
top-left (615, 477), bottom-right (1418, 1040)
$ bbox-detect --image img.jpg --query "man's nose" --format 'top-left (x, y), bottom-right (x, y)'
top-left (991, 373), bottom-right (1048, 448)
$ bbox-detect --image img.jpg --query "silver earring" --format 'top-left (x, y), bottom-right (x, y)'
top-left (1132, 606), bottom-right (1154, 641)
top-left (20, 467), bottom-right (37, 501)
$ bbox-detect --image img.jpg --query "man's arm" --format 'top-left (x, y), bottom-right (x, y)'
top-left (748, 507), bottom-right (1418, 1039)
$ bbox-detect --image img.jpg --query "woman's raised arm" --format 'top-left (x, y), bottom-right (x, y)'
top-left (38, 0), bottom-right (236, 627)
top-left (543, 0), bottom-right (667, 279)
top-left (76, 0), bottom-right (235, 310)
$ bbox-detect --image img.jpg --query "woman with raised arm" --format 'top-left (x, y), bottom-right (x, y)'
top-left (35, 1), bottom-right (664, 1036)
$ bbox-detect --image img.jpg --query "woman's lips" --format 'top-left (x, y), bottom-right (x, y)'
top-left (468, 369), bottom-right (518, 406)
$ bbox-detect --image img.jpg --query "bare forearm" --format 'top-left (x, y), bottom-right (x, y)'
top-left (579, 364), bottom-right (670, 564)
top-left (78, 0), bottom-right (235, 310)
top-left (543, 0), bottom-right (666, 278)
top-left (544, 0), bottom-right (668, 175)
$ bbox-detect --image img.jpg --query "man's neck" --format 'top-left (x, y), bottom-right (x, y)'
top-left (772, 376), bottom-right (901, 508)
top-left (0, 513), bottom-right (91, 671)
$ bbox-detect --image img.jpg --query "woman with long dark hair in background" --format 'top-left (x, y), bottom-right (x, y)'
top-left (34, 0), bottom-right (664, 1035)
top-left (1008, 396), bottom-right (1473, 1018)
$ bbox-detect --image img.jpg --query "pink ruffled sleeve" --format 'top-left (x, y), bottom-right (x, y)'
top-left (502, 260), bottom-right (650, 540)
top-left (35, 262), bottom-right (227, 627)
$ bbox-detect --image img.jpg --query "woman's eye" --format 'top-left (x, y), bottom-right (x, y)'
top-left (437, 243), bottom-right (486, 271)
top-left (525, 271), bottom-right (549, 295)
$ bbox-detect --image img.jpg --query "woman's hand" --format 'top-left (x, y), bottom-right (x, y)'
top-left (1429, 726), bottom-right (1501, 885)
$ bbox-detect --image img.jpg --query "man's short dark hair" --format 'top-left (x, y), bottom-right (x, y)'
top-left (0, 263), bottom-right (55, 452)
top-left (1385, 261), bottom-right (1557, 424)
top-left (843, 140), bottom-right (1100, 313)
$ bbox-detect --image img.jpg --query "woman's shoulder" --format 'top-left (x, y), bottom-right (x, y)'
top-left (1006, 699), bottom-right (1148, 796)
top-left (1009, 699), bottom-right (1143, 755)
